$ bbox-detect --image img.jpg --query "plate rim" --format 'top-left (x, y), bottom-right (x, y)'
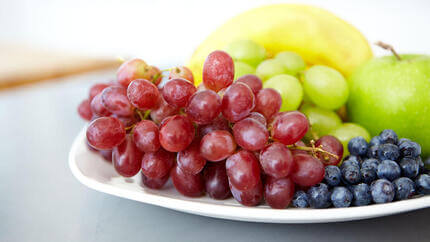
top-left (69, 129), bottom-right (430, 223)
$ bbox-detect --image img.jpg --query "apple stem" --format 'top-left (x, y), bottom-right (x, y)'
top-left (375, 41), bottom-right (402, 61)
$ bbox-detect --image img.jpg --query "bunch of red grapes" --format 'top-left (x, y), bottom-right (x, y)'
top-left (78, 50), bottom-right (344, 209)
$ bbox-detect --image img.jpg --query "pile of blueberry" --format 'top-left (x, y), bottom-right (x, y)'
top-left (292, 129), bottom-right (430, 208)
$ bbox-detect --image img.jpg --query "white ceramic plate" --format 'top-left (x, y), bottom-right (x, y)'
top-left (69, 129), bottom-right (430, 223)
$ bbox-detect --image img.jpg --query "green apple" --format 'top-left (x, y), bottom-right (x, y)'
top-left (347, 54), bottom-right (430, 157)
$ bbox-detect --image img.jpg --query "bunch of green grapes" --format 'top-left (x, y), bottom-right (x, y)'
top-left (224, 40), bottom-right (370, 156)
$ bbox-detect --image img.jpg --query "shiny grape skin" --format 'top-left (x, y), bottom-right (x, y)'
top-left (116, 58), bottom-right (148, 87)
top-left (127, 79), bottom-right (160, 110)
top-left (89, 83), bottom-right (109, 101)
top-left (78, 99), bottom-right (92, 121)
top-left (90, 93), bottom-right (112, 117)
top-left (101, 86), bottom-right (133, 117)
top-left (159, 115), bottom-right (195, 152)
top-left (133, 120), bottom-right (160, 153)
top-left (200, 130), bottom-right (236, 162)
top-left (229, 181), bottom-right (263, 206)
top-left (247, 112), bottom-right (267, 126)
top-left (271, 111), bottom-right (309, 145)
top-left (291, 154), bottom-right (325, 187)
top-left (315, 135), bottom-right (344, 166)
top-left (236, 74), bottom-right (263, 95)
top-left (264, 176), bottom-right (295, 209)
top-left (112, 114), bottom-right (138, 127)
top-left (141, 148), bottom-right (175, 179)
top-left (232, 117), bottom-right (268, 151)
top-left (221, 82), bottom-right (255, 123)
top-left (99, 149), bottom-right (112, 162)
top-left (112, 135), bottom-right (144, 177)
top-left (171, 165), bottom-right (205, 197)
top-left (86, 117), bottom-right (126, 150)
top-left (141, 172), bottom-right (169, 189)
top-left (197, 115), bottom-right (231, 138)
top-left (162, 78), bottom-right (197, 108)
top-left (169, 66), bottom-right (194, 84)
top-left (203, 50), bottom-right (235, 92)
top-left (203, 161), bottom-right (231, 200)
top-left (177, 140), bottom-right (206, 175)
top-left (254, 88), bottom-right (282, 120)
top-left (186, 90), bottom-right (222, 125)
top-left (142, 66), bottom-right (162, 86)
top-left (259, 142), bottom-right (294, 178)
top-left (149, 96), bottom-right (179, 124)
top-left (226, 150), bottom-right (261, 190)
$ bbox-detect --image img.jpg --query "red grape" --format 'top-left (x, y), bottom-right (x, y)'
top-left (116, 58), bottom-right (148, 87)
top-left (133, 120), bottom-right (160, 153)
top-left (112, 114), bottom-right (138, 127)
top-left (142, 65), bottom-right (162, 86)
top-left (149, 96), bottom-right (179, 124)
top-left (271, 111), bottom-right (309, 145)
top-left (113, 135), bottom-right (144, 177)
top-left (141, 172), bottom-right (169, 189)
top-left (89, 83), bottom-right (109, 101)
top-left (90, 93), bottom-right (111, 117)
top-left (264, 176), bottom-right (295, 209)
top-left (162, 78), bottom-right (197, 108)
top-left (229, 181), bottom-right (263, 206)
top-left (78, 99), bottom-right (92, 121)
top-left (86, 117), bottom-right (126, 150)
top-left (186, 90), bottom-right (221, 125)
top-left (203, 50), bottom-right (234, 92)
top-left (221, 82), bottom-right (255, 123)
top-left (200, 130), bottom-right (236, 161)
top-left (177, 140), bottom-right (206, 175)
top-left (236, 74), bottom-right (262, 95)
top-left (315, 135), bottom-right (343, 166)
top-left (99, 149), bottom-right (112, 162)
top-left (291, 140), bottom-right (308, 156)
top-left (197, 115), bottom-right (230, 138)
top-left (171, 165), bottom-right (205, 197)
top-left (254, 88), bottom-right (282, 120)
top-left (203, 161), bottom-right (231, 200)
top-left (247, 112), bottom-right (266, 126)
top-left (291, 153), bottom-right (324, 187)
top-left (101, 86), bottom-right (133, 117)
top-left (169, 66), bottom-right (194, 84)
top-left (259, 142), bottom-right (294, 178)
top-left (159, 115), bottom-right (195, 152)
top-left (127, 79), bottom-right (160, 110)
top-left (226, 150), bottom-right (261, 190)
top-left (233, 118), bottom-right (268, 151)
top-left (141, 148), bottom-right (175, 178)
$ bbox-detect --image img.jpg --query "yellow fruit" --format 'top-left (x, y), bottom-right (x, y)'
top-left (187, 4), bottom-right (372, 86)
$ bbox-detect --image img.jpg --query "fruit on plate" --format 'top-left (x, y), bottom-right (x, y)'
top-left (187, 4), bottom-right (372, 85)
top-left (347, 43), bottom-right (430, 157)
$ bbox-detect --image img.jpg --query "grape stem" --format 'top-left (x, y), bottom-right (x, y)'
top-left (375, 41), bottom-right (402, 61)
top-left (125, 124), bottom-right (135, 131)
top-left (135, 109), bottom-right (151, 121)
top-left (288, 143), bottom-right (339, 160)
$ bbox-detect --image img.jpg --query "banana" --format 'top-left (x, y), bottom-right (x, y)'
top-left (187, 4), bottom-right (373, 85)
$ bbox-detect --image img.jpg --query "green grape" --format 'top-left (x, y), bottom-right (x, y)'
top-left (264, 74), bottom-right (303, 111)
top-left (328, 123), bottom-right (370, 157)
top-left (234, 61), bottom-right (255, 80)
top-left (300, 104), bottom-right (342, 139)
top-left (224, 40), bottom-right (266, 67)
top-left (256, 59), bottom-right (287, 81)
top-left (303, 65), bottom-right (349, 110)
top-left (275, 51), bottom-right (306, 76)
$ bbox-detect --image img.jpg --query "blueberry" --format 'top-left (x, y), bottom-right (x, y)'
top-left (379, 129), bottom-right (398, 144)
top-left (367, 145), bottom-right (380, 159)
top-left (340, 155), bottom-right (361, 170)
top-left (341, 165), bottom-right (361, 185)
top-left (292, 190), bottom-right (309, 208)
top-left (418, 157), bottom-right (426, 174)
top-left (361, 167), bottom-right (377, 184)
top-left (377, 160), bottom-right (401, 181)
top-left (378, 143), bottom-right (400, 161)
top-left (393, 177), bottom-right (415, 200)
top-left (330, 187), bottom-right (353, 208)
top-left (415, 174), bottom-right (430, 195)
top-left (350, 183), bottom-right (372, 206)
top-left (324, 165), bottom-right (341, 187)
top-left (369, 136), bottom-right (383, 147)
top-left (398, 138), bottom-right (411, 145)
top-left (307, 183), bottom-right (331, 208)
top-left (348, 136), bottom-right (368, 156)
top-left (399, 140), bottom-right (421, 158)
top-left (371, 179), bottom-right (395, 203)
top-left (362, 158), bottom-right (380, 171)
top-left (399, 157), bottom-right (419, 178)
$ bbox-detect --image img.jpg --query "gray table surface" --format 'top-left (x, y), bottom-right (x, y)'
top-left (1, 70), bottom-right (429, 242)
